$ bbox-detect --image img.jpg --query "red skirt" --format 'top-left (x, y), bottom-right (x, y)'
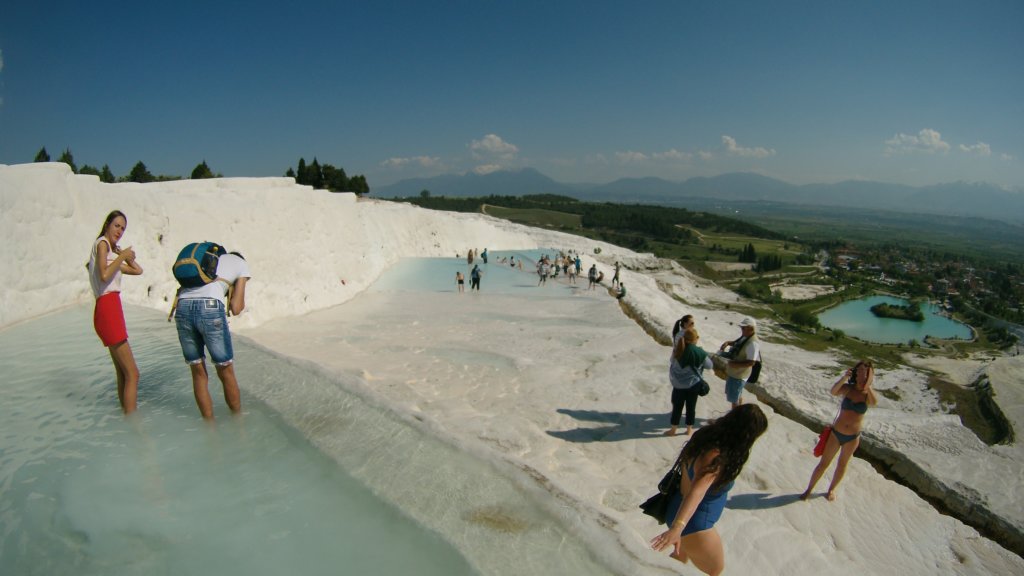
top-left (94, 292), bottom-right (128, 347)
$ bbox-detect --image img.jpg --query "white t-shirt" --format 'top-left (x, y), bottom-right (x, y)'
top-left (178, 253), bottom-right (251, 306)
top-left (88, 237), bottom-right (121, 298)
top-left (734, 335), bottom-right (761, 363)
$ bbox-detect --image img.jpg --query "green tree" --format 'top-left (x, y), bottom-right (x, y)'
top-left (790, 308), bottom-right (820, 329)
top-left (34, 147), bottom-right (50, 162)
top-left (322, 163), bottom-right (348, 191)
top-left (58, 148), bottom-right (78, 172)
top-left (128, 161), bottom-right (155, 183)
top-left (79, 165), bottom-right (101, 177)
top-left (420, 189), bottom-right (431, 199)
top-left (100, 165), bottom-right (116, 183)
top-left (348, 174), bottom-right (369, 195)
top-left (308, 158), bottom-right (324, 189)
top-left (191, 160), bottom-right (215, 179)
top-left (295, 158), bottom-right (308, 185)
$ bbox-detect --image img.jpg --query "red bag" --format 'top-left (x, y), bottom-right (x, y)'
top-left (813, 426), bottom-right (832, 457)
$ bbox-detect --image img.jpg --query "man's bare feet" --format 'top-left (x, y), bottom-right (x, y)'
top-left (684, 426), bottom-right (693, 435)
top-left (826, 490), bottom-right (837, 502)
top-left (799, 491), bottom-right (812, 501)
top-left (663, 429), bottom-right (677, 437)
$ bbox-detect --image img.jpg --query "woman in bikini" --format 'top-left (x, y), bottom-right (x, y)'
top-left (801, 360), bottom-right (877, 501)
top-left (87, 210), bottom-right (144, 414)
top-left (651, 404), bottom-right (769, 575)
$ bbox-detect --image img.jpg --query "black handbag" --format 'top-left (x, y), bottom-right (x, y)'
top-left (747, 359), bottom-right (763, 384)
top-left (697, 378), bottom-right (710, 396)
top-left (639, 452), bottom-right (685, 524)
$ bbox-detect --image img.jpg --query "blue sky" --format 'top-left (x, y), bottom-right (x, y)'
top-left (1, 1), bottom-right (1021, 188)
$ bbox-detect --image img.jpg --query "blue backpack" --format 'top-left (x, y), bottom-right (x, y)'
top-left (172, 242), bottom-right (226, 288)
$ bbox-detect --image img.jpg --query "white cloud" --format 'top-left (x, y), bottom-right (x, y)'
top-left (469, 134), bottom-right (519, 162)
top-left (884, 128), bottom-right (951, 155)
top-left (722, 135), bottom-right (775, 158)
top-left (653, 148), bottom-right (692, 161)
top-left (698, 150), bottom-right (714, 161)
top-left (381, 155), bottom-right (442, 170)
top-left (614, 148), bottom-right (692, 164)
top-left (615, 151), bottom-right (649, 163)
top-left (1001, 153), bottom-right (1015, 161)
top-left (958, 142), bottom-right (992, 156)
top-left (472, 164), bottom-right (503, 175)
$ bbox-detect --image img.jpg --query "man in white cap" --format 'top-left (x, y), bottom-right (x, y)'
top-left (719, 316), bottom-right (760, 408)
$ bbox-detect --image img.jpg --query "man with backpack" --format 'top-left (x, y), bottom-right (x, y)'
top-left (171, 245), bottom-right (251, 419)
top-left (718, 316), bottom-right (760, 409)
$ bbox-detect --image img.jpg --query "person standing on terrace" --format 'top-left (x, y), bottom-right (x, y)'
top-left (801, 360), bottom-right (877, 501)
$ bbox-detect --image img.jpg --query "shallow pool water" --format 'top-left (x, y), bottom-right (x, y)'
top-left (0, 303), bottom-right (618, 576)
top-left (0, 306), bottom-right (475, 576)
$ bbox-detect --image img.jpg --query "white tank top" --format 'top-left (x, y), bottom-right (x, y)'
top-left (88, 237), bottom-right (122, 298)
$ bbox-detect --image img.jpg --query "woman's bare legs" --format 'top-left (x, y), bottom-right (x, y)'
top-left (801, 432), bottom-right (841, 500)
top-left (826, 437), bottom-right (860, 501)
top-left (108, 340), bottom-right (139, 414)
top-left (678, 528), bottom-right (725, 576)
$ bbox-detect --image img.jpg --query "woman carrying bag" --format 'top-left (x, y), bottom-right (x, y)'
top-left (801, 360), bottom-right (877, 501)
top-left (665, 328), bottom-right (713, 437)
top-left (651, 404), bottom-right (769, 575)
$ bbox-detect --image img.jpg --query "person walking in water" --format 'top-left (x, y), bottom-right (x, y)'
top-left (173, 250), bottom-right (251, 419)
top-left (801, 361), bottom-right (877, 501)
top-left (470, 264), bottom-right (482, 291)
top-left (651, 404), bottom-right (769, 575)
top-left (88, 210), bottom-right (144, 414)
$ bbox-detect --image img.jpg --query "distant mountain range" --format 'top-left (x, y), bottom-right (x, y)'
top-left (376, 168), bottom-right (1024, 225)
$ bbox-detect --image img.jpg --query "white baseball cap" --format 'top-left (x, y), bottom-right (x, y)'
top-left (739, 316), bottom-right (757, 329)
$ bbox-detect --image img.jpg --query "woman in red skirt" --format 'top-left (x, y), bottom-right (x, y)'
top-left (87, 210), bottom-right (144, 413)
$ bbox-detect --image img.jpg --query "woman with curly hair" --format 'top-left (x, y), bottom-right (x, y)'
top-left (651, 404), bottom-right (769, 575)
top-left (801, 360), bottom-right (877, 501)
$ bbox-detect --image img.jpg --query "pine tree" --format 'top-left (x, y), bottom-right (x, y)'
top-left (308, 158), bottom-right (324, 189)
top-left (295, 158), bottom-right (308, 185)
top-left (100, 165), bottom-right (116, 183)
top-left (34, 147), bottom-right (50, 162)
top-left (128, 161), bottom-right (155, 183)
top-left (58, 148), bottom-right (78, 173)
top-left (191, 160), bottom-right (215, 179)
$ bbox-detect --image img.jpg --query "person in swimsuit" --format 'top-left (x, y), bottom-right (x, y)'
top-left (455, 271), bottom-right (464, 293)
top-left (801, 360), bottom-right (877, 501)
top-left (651, 404), bottom-right (769, 575)
top-left (87, 210), bottom-right (144, 414)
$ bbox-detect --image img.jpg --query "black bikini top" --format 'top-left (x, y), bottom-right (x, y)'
top-left (842, 395), bottom-right (868, 415)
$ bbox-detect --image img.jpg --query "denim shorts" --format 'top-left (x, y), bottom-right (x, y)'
top-left (175, 299), bottom-right (234, 366)
top-left (725, 377), bottom-right (746, 403)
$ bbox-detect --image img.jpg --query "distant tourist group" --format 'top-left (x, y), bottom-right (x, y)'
top-left (650, 312), bottom-right (876, 574)
top-left (457, 249), bottom-right (628, 301)
top-left (88, 210), bottom-right (251, 420)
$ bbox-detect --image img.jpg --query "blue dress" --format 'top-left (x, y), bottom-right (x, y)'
top-left (665, 464), bottom-right (733, 535)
